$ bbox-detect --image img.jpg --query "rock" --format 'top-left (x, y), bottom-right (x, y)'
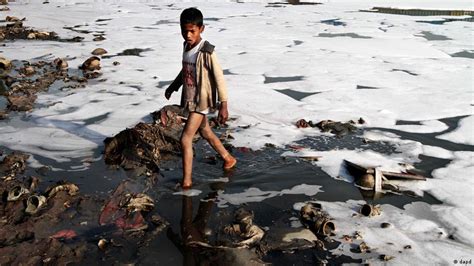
top-left (0, 110), bottom-right (7, 120)
top-left (27, 32), bottom-right (36, 39)
top-left (358, 242), bottom-right (370, 253)
top-left (23, 66), bottom-right (35, 76)
top-left (98, 239), bottom-right (107, 250)
top-left (295, 119), bottom-right (310, 128)
top-left (113, 61), bottom-right (120, 66)
top-left (380, 254), bottom-right (395, 261)
top-left (0, 0), bottom-right (7, 5)
top-left (6, 16), bottom-right (22, 22)
top-left (7, 94), bottom-right (37, 112)
top-left (80, 56), bottom-right (100, 71)
top-left (91, 48), bottom-right (107, 56)
top-left (0, 56), bottom-right (11, 70)
top-left (381, 222), bottom-right (392, 228)
top-left (93, 35), bottom-right (106, 41)
top-left (53, 57), bottom-right (68, 70)
top-left (35, 31), bottom-right (50, 39)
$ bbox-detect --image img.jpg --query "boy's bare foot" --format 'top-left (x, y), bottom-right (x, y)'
top-left (222, 153), bottom-right (237, 170)
top-left (179, 177), bottom-right (192, 189)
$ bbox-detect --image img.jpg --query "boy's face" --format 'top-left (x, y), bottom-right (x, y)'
top-left (181, 23), bottom-right (204, 48)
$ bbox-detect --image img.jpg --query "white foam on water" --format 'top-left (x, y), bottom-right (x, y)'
top-left (422, 145), bottom-right (454, 159)
top-left (216, 184), bottom-right (322, 208)
top-left (294, 200), bottom-right (474, 264)
top-left (173, 189), bottom-right (202, 197)
top-left (437, 115), bottom-right (474, 145)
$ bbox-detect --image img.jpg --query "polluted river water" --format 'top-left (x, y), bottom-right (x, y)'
top-left (0, 0), bottom-right (473, 265)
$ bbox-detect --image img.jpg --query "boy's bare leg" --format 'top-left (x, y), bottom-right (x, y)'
top-left (199, 117), bottom-right (237, 169)
top-left (181, 112), bottom-right (205, 188)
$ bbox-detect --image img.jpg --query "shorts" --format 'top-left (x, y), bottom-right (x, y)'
top-left (183, 101), bottom-right (210, 116)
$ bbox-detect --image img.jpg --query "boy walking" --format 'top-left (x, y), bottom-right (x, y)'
top-left (165, 7), bottom-right (236, 189)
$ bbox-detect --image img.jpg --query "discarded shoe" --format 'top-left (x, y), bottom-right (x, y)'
top-left (25, 195), bottom-right (47, 214)
top-left (7, 185), bottom-right (30, 201)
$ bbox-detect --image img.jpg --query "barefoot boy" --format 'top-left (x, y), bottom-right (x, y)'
top-left (165, 7), bottom-right (236, 188)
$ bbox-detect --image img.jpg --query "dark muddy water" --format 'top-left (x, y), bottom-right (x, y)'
top-left (1, 116), bottom-right (449, 264)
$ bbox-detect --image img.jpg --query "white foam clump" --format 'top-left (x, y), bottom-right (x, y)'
top-left (173, 189), bottom-right (202, 197)
top-left (437, 115), bottom-right (474, 145)
top-left (294, 200), bottom-right (474, 264)
top-left (422, 145), bottom-right (453, 159)
top-left (216, 184), bottom-right (322, 208)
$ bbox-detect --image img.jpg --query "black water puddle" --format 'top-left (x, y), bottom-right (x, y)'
top-left (223, 69), bottom-right (236, 75)
top-left (391, 69), bottom-right (418, 76)
top-left (451, 50), bottom-right (474, 59)
top-left (83, 112), bottom-right (111, 126)
top-left (416, 17), bottom-right (474, 25)
top-left (204, 17), bottom-right (220, 22)
top-left (321, 19), bottom-right (346, 26)
top-left (356, 85), bottom-right (380, 90)
top-left (318, 33), bottom-right (371, 39)
top-left (416, 31), bottom-right (451, 41)
top-left (95, 18), bottom-right (112, 23)
top-left (267, 1), bottom-right (322, 7)
top-left (154, 19), bottom-right (178, 25)
top-left (396, 120), bottom-right (422, 126)
top-left (134, 26), bottom-right (159, 30)
top-left (102, 48), bottom-right (153, 59)
top-left (363, 7), bottom-right (473, 17)
top-left (371, 115), bottom-right (474, 152)
top-left (287, 40), bottom-right (303, 47)
top-left (264, 75), bottom-right (305, 84)
top-left (275, 88), bottom-right (320, 101)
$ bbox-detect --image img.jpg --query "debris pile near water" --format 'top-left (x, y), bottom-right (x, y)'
top-left (103, 105), bottom-right (190, 173)
top-left (295, 118), bottom-right (364, 136)
top-left (0, 17), bottom-right (83, 42)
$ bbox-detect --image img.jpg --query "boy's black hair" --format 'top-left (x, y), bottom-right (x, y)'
top-left (180, 7), bottom-right (203, 27)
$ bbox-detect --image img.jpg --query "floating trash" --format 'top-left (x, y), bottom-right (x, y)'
top-left (360, 204), bottom-right (381, 217)
top-left (224, 207), bottom-right (265, 247)
top-left (47, 183), bottom-right (79, 198)
top-left (300, 202), bottom-right (336, 236)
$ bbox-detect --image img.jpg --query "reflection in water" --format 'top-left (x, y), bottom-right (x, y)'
top-left (167, 191), bottom-right (216, 266)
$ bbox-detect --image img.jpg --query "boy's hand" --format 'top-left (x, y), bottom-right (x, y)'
top-left (165, 87), bottom-right (173, 100)
top-left (218, 101), bottom-right (229, 125)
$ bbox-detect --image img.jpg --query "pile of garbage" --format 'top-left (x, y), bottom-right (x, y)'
top-left (295, 118), bottom-right (365, 136)
top-left (103, 105), bottom-right (195, 173)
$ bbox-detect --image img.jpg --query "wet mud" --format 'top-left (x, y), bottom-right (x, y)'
top-left (0, 56), bottom-right (106, 117)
